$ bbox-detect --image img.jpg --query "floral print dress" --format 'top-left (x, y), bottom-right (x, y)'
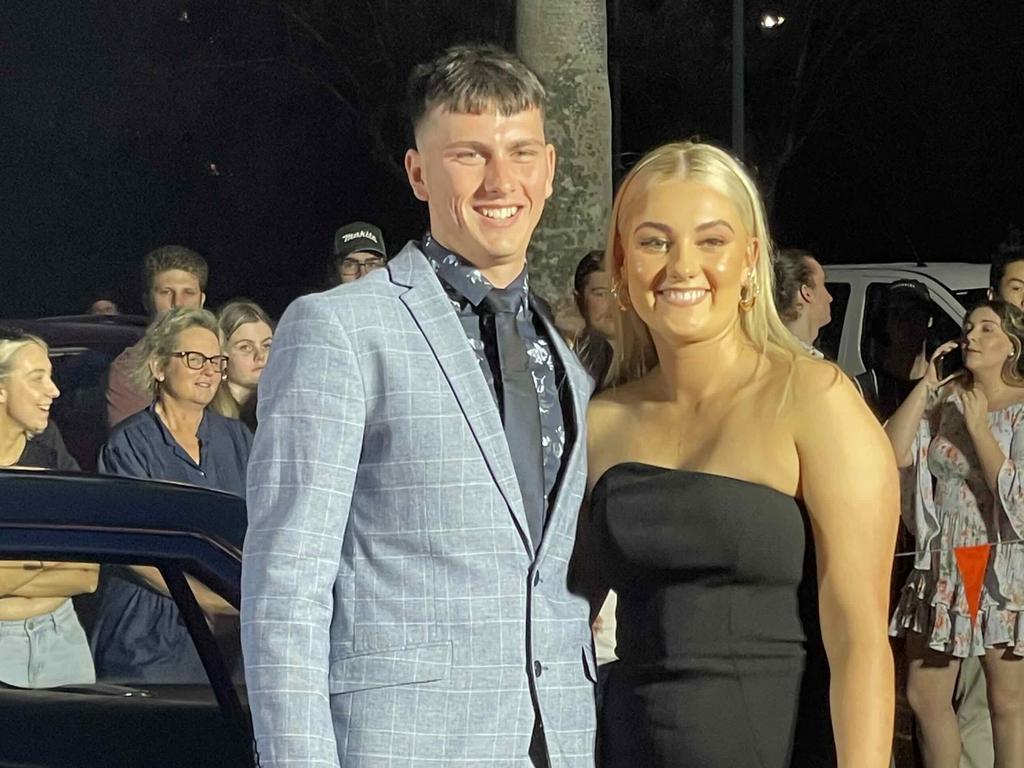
top-left (890, 390), bottom-right (1024, 657)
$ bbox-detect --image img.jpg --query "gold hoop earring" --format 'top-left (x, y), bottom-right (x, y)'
top-left (611, 279), bottom-right (631, 312)
top-left (739, 273), bottom-right (759, 312)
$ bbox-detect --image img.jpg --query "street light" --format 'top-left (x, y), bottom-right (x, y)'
top-left (733, 5), bottom-right (790, 158)
top-left (759, 11), bottom-right (787, 31)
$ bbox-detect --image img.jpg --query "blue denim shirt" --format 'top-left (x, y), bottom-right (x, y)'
top-left (92, 402), bottom-right (251, 684)
top-left (98, 403), bottom-right (252, 496)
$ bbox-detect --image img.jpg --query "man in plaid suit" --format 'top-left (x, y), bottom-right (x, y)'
top-left (241, 44), bottom-right (597, 767)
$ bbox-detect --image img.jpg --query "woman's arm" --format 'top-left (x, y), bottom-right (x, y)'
top-left (795, 366), bottom-right (899, 768)
top-left (961, 387), bottom-right (1007, 493)
top-left (963, 392), bottom-right (1024, 540)
top-left (884, 340), bottom-right (959, 467)
top-left (883, 379), bottom-right (930, 467)
top-left (0, 561), bottom-right (99, 598)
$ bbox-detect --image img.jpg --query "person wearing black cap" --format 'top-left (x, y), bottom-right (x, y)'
top-left (330, 221), bottom-right (388, 285)
top-left (859, 278), bottom-right (935, 420)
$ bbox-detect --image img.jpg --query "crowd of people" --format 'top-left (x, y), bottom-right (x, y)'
top-left (2, 42), bottom-right (1024, 768)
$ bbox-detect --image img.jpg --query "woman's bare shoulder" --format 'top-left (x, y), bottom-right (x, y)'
top-left (589, 376), bottom-right (650, 415)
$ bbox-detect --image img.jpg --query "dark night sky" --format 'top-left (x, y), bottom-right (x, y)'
top-left (1, 1), bottom-right (1021, 318)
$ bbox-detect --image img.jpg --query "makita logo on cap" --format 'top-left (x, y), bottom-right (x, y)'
top-left (342, 230), bottom-right (378, 244)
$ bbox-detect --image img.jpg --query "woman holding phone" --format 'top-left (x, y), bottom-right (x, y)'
top-left (887, 299), bottom-right (1024, 767)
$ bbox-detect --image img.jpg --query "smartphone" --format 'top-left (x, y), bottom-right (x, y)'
top-left (937, 345), bottom-right (965, 380)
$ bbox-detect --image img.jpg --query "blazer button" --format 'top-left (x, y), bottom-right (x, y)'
top-left (533, 660), bottom-right (543, 677)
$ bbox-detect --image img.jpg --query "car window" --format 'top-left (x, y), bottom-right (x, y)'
top-left (857, 282), bottom-right (964, 420)
top-left (818, 282), bottom-right (850, 362)
top-left (0, 557), bottom-right (248, 768)
top-left (954, 287), bottom-right (989, 311)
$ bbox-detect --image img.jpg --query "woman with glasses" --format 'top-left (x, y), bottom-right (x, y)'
top-left (211, 299), bottom-right (274, 432)
top-left (91, 307), bottom-right (251, 683)
top-left (99, 307), bottom-right (252, 492)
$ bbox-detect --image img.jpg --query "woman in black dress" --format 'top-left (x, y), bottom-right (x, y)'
top-left (581, 142), bottom-right (898, 767)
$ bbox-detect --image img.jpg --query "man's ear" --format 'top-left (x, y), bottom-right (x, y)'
top-left (405, 149), bottom-right (429, 202)
top-left (199, 292), bottom-right (206, 309)
top-left (988, 287), bottom-right (996, 301)
top-left (799, 284), bottom-right (814, 305)
top-left (544, 143), bottom-right (557, 200)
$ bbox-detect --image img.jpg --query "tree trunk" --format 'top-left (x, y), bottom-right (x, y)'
top-left (516, 0), bottom-right (613, 306)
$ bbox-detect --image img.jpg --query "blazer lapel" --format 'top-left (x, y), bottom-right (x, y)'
top-left (532, 300), bottom-right (592, 560)
top-left (390, 244), bottom-right (535, 553)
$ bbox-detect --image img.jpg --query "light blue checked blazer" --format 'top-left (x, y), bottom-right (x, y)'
top-left (241, 243), bottom-right (597, 767)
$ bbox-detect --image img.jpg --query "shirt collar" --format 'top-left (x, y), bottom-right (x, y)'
top-left (420, 232), bottom-right (530, 311)
top-left (146, 401), bottom-right (211, 454)
top-left (800, 340), bottom-right (825, 359)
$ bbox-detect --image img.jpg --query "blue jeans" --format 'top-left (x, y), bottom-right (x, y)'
top-left (0, 598), bottom-right (95, 688)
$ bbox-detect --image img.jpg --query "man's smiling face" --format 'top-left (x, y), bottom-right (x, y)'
top-left (404, 105), bottom-right (555, 275)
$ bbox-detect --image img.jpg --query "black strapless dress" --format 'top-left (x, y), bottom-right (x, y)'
top-left (592, 463), bottom-right (834, 768)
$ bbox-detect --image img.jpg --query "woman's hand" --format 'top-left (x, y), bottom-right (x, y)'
top-left (961, 386), bottom-right (990, 436)
top-left (923, 340), bottom-right (965, 391)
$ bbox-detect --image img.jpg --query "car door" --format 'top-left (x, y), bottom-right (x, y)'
top-left (0, 471), bottom-right (252, 768)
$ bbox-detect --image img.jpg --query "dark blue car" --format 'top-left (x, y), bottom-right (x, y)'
top-left (0, 469), bottom-right (253, 768)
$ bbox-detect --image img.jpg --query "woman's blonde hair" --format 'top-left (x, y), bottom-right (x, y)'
top-left (131, 307), bottom-right (220, 395)
top-left (212, 299), bottom-right (274, 420)
top-left (604, 140), bottom-right (808, 386)
top-left (0, 332), bottom-right (49, 382)
top-left (0, 331), bottom-right (51, 438)
top-left (216, 299), bottom-right (274, 349)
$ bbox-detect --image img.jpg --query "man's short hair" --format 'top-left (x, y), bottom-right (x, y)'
top-left (407, 44), bottom-right (547, 138)
top-left (990, 250), bottom-right (1024, 292)
top-left (141, 245), bottom-right (209, 293)
top-left (573, 250), bottom-right (605, 297)
top-left (772, 248), bottom-right (817, 322)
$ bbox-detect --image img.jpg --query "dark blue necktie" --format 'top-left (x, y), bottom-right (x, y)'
top-left (482, 287), bottom-right (545, 549)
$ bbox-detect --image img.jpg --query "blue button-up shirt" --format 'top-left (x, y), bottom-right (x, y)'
top-left (98, 403), bottom-right (252, 496)
top-left (420, 233), bottom-right (567, 510)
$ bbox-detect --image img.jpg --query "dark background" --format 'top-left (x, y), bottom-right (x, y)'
top-left (1, 0), bottom-right (1021, 317)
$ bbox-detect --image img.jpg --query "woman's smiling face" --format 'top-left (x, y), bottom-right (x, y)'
top-left (619, 176), bottom-right (756, 347)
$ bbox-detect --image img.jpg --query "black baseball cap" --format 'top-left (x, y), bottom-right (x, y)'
top-left (333, 222), bottom-right (387, 260)
top-left (887, 278), bottom-right (931, 304)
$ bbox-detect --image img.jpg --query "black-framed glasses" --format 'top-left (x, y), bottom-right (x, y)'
top-left (171, 350), bottom-right (229, 373)
top-left (340, 256), bottom-right (385, 275)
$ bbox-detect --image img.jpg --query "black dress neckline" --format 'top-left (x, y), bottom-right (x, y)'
top-left (592, 461), bottom-right (796, 503)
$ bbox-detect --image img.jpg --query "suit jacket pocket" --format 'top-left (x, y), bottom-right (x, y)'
top-left (328, 640), bottom-right (453, 695)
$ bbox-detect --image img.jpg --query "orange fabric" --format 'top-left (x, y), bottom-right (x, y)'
top-left (954, 544), bottom-right (991, 624)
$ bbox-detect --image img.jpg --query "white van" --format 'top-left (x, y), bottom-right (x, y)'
top-left (819, 262), bottom-right (990, 378)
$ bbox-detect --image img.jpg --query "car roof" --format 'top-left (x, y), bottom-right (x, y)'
top-left (825, 262), bottom-right (989, 291)
top-left (4, 315), bottom-right (146, 349)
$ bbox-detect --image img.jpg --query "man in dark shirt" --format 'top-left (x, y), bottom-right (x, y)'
top-left (243, 44), bottom-right (596, 768)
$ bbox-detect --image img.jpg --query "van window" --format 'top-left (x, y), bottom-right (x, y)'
top-left (954, 288), bottom-right (988, 311)
top-left (818, 283), bottom-right (850, 362)
top-left (859, 282), bottom-right (962, 420)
